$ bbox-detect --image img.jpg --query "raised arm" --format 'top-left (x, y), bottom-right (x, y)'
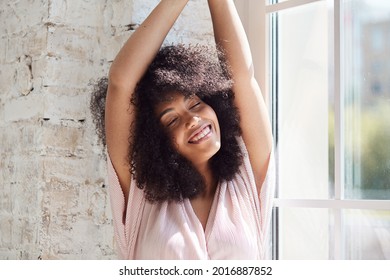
top-left (208, 0), bottom-right (272, 191)
top-left (106, 0), bottom-right (189, 205)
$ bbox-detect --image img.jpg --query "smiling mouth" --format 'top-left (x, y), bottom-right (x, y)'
top-left (188, 125), bottom-right (212, 144)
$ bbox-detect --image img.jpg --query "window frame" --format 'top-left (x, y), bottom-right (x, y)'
top-left (236, 0), bottom-right (390, 260)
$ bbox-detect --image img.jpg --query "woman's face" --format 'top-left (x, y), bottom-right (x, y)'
top-left (155, 92), bottom-right (221, 166)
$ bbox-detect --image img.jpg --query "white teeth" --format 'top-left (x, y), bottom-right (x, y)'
top-left (190, 126), bottom-right (211, 142)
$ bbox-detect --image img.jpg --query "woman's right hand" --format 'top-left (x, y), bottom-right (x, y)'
top-left (105, 0), bottom-right (190, 207)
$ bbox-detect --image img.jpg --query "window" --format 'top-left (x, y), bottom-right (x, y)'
top-left (237, 0), bottom-right (390, 259)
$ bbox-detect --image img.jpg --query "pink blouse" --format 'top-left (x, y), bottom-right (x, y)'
top-left (107, 137), bottom-right (275, 259)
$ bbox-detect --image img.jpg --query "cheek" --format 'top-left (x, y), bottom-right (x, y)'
top-left (167, 131), bottom-right (182, 151)
top-left (168, 129), bottom-right (190, 156)
top-left (206, 105), bottom-right (218, 118)
top-left (206, 108), bottom-right (220, 130)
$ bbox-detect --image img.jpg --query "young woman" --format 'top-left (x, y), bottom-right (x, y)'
top-left (91, 0), bottom-right (274, 259)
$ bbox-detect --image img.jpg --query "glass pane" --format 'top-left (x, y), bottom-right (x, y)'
top-left (342, 0), bottom-right (390, 199)
top-left (276, 1), bottom-right (329, 199)
top-left (279, 208), bottom-right (329, 259)
top-left (343, 209), bottom-right (390, 259)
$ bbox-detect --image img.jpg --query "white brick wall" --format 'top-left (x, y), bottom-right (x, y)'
top-left (0, 0), bottom-right (212, 259)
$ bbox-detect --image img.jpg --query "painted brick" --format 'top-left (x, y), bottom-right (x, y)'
top-left (5, 27), bottom-right (47, 64)
top-left (47, 26), bottom-right (101, 62)
top-left (0, 0), bottom-right (48, 35)
top-left (48, 0), bottom-right (107, 28)
top-left (3, 94), bottom-right (44, 122)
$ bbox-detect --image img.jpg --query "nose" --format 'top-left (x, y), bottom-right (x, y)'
top-left (186, 115), bottom-right (201, 129)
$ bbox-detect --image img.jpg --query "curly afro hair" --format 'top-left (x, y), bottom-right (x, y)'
top-left (90, 44), bottom-right (243, 203)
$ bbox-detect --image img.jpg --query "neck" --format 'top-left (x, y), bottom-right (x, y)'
top-left (194, 161), bottom-right (218, 197)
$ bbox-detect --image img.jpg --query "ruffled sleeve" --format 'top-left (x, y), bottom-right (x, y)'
top-left (258, 146), bottom-right (275, 244)
top-left (107, 156), bottom-right (145, 259)
top-left (237, 137), bottom-right (276, 258)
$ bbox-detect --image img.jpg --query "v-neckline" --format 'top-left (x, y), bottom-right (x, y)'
top-left (186, 183), bottom-right (221, 238)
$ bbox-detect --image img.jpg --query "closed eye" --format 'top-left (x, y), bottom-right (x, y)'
top-left (190, 102), bottom-right (201, 110)
top-left (167, 117), bottom-right (178, 127)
